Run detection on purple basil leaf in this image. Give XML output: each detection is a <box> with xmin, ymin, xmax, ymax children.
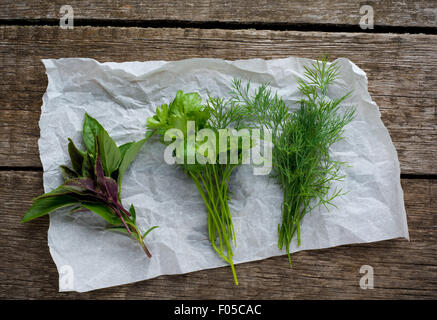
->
<box><xmin>94</xmin><ymin>141</ymin><xmax>131</xmax><ymax>219</ymax></box>
<box><xmin>64</xmin><ymin>177</ymin><xmax>96</xmax><ymax>192</ymax></box>
<box><xmin>60</xmin><ymin>165</ymin><xmax>78</xmax><ymax>180</ymax></box>
<box><xmin>95</xmin><ymin>152</ymin><xmax>106</xmax><ymax>182</ymax></box>
<box><xmin>96</xmin><ymin>152</ymin><xmax>116</xmax><ymax>199</ymax></box>
<box><xmin>103</xmin><ymin>176</ymin><xmax>119</xmax><ymax>204</ymax></box>
<box><xmin>81</xmin><ymin>153</ymin><xmax>95</xmax><ymax>179</ymax></box>
<box><xmin>67</xmin><ymin>138</ymin><xmax>85</xmax><ymax>175</ymax></box>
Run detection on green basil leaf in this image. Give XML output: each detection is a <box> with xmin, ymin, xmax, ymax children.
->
<box><xmin>81</xmin><ymin>202</ymin><xmax>122</xmax><ymax>225</ymax></box>
<box><xmin>98</xmin><ymin>129</ymin><xmax>121</xmax><ymax>177</ymax></box>
<box><xmin>33</xmin><ymin>186</ymin><xmax>71</xmax><ymax>200</ymax></box>
<box><xmin>34</xmin><ymin>182</ymin><xmax>90</xmax><ymax>200</ymax></box>
<box><xmin>64</xmin><ymin>177</ymin><xmax>97</xmax><ymax>194</ymax></box>
<box><xmin>81</xmin><ymin>153</ymin><xmax>94</xmax><ymax>178</ymax></box>
<box><xmin>69</xmin><ymin>205</ymin><xmax>85</xmax><ymax>214</ymax></box>
<box><xmin>60</xmin><ymin>165</ymin><xmax>78</xmax><ymax>180</ymax></box>
<box><xmin>82</xmin><ymin>113</ymin><xmax>104</xmax><ymax>155</ymax></box>
<box><xmin>21</xmin><ymin>195</ymin><xmax>78</xmax><ymax>223</ymax></box>
<box><xmin>67</xmin><ymin>138</ymin><xmax>85</xmax><ymax>175</ymax></box>
<box><xmin>117</xmin><ymin>138</ymin><xmax>146</xmax><ymax>187</ymax></box>
<box><xmin>107</xmin><ymin>226</ymin><xmax>139</xmax><ymax>239</ymax></box>
<box><xmin>129</xmin><ymin>204</ymin><xmax>136</xmax><ymax>224</ymax></box>
<box><xmin>142</xmin><ymin>226</ymin><xmax>159</xmax><ymax>240</ymax></box>
<box><xmin>118</xmin><ymin>142</ymin><xmax>134</xmax><ymax>159</ymax></box>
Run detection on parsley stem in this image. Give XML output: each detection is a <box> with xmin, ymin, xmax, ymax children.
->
<box><xmin>189</xmin><ymin>165</ymin><xmax>239</xmax><ymax>285</ymax></box>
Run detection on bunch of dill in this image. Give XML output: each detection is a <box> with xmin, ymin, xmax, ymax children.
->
<box><xmin>231</xmin><ymin>58</ymin><xmax>355</xmax><ymax>265</ymax></box>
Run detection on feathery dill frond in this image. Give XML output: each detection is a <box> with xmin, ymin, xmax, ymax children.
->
<box><xmin>232</xmin><ymin>57</ymin><xmax>355</xmax><ymax>266</ymax></box>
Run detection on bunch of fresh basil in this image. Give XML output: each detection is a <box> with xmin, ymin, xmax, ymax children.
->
<box><xmin>22</xmin><ymin>113</ymin><xmax>157</xmax><ymax>257</ymax></box>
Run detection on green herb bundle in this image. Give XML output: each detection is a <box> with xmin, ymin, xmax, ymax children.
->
<box><xmin>22</xmin><ymin>113</ymin><xmax>157</xmax><ymax>257</ymax></box>
<box><xmin>146</xmin><ymin>91</ymin><xmax>248</xmax><ymax>284</ymax></box>
<box><xmin>231</xmin><ymin>58</ymin><xmax>355</xmax><ymax>265</ymax></box>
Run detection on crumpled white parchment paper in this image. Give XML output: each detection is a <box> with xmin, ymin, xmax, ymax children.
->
<box><xmin>38</xmin><ymin>57</ymin><xmax>409</xmax><ymax>292</ymax></box>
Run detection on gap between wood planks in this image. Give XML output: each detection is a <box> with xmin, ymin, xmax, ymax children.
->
<box><xmin>0</xmin><ymin>171</ymin><xmax>434</xmax><ymax>299</ymax></box>
<box><xmin>0</xmin><ymin>18</ymin><xmax>437</xmax><ymax>35</ymax></box>
<box><xmin>0</xmin><ymin>167</ymin><xmax>434</xmax><ymax>181</ymax></box>
<box><xmin>0</xmin><ymin>25</ymin><xmax>437</xmax><ymax>179</ymax></box>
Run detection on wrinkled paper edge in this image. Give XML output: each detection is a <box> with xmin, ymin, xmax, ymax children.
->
<box><xmin>38</xmin><ymin>57</ymin><xmax>409</xmax><ymax>292</ymax></box>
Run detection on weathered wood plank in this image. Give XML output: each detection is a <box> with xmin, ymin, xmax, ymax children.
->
<box><xmin>0</xmin><ymin>26</ymin><xmax>436</xmax><ymax>174</ymax></box>
<box><xmin>0</xmin><ymin>170</ymin><xmax>434</xmax><ymax>299</ymax></box>
<box><xmin>0</xmin><ymin>0</ymin><xmax>435</xmax><ymax>28</ymax></box>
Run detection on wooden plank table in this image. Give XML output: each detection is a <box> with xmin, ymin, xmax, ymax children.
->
<box><xmin>0</xmin><ymin>1</ymin><xmax>436</xmax><ymax>299</ymax></box>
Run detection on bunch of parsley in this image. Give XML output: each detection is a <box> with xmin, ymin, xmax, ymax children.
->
<box><xmin>146</xmin><ymin>91</ymin><xmax>248</xmax><ymax>285</ymax></box>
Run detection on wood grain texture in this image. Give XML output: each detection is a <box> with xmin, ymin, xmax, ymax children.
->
<box><xmin>0</xmin><ymin>170</ymin><xmax>435</xmax><ymax>299</ymax></box>
<box><xmin>0</xmin><ymin>0</ymin><xmax>435</xmax><ymax>302</ymax></box>
<box><xmin>0</xmin><ymin>26</ymin><xmax>436</xmax><ymax>174</ymax></box>
<box><xmin>0</xmin><ymin>0</ymin><xmax>436</xmax><ymax>28</ymax></box>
